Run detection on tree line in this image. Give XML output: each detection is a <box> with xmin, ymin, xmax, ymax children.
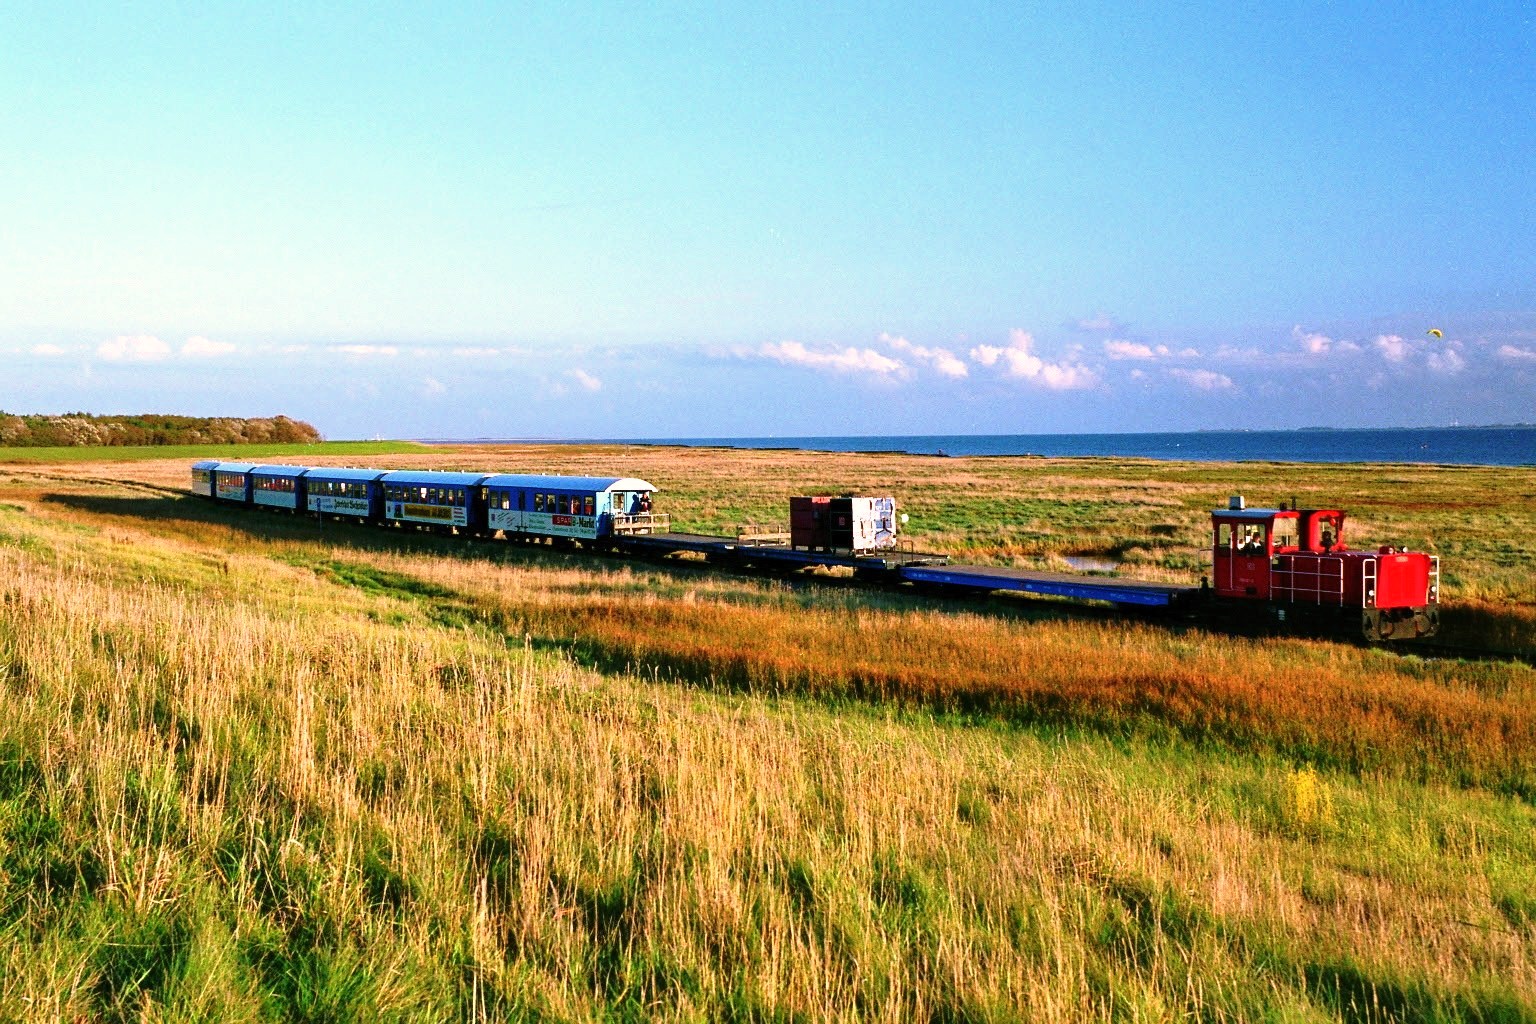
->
<box><xmin>0</xmin><ymin>412</ymin><xmax>321</xmax><ymax>447</ymax></box>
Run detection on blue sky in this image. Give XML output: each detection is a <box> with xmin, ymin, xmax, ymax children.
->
<box><xmin>2</xmin><ymin>3</ymin><xmax>1533</xmax><ymax>438</ymax></box>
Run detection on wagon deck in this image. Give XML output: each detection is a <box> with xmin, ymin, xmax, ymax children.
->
<box><xmin>899</xmin><ymin>564</ymin><xmax>1201</xmax><ymax>607</ymax></box>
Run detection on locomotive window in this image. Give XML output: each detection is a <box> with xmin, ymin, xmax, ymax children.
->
<box><xmin>1218</xmin><ymin>523</ymin><xmax>1232</xmax><ymax>548</ymax></box>
<box><xmin>1272</xmin><ymin>518</ymin><xmax>1298</xmax><ymax>549</ymax></box>
<box><xmin>1317</xmin><ymin>515</ymin><xmax>1340</xmax><ymax>550</ymax></box>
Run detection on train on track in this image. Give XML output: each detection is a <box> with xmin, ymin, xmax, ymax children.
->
<box><xmin>189</xmin><ymin>460</ymin><xmax>1441</xmax><ymax>641</ymax></box>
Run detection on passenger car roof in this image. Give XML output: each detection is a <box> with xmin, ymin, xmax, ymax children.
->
<box><xmin>481</xmin><ymin>474</ymin><xmax>657</xmax><ymax>492</ymax></box>
<box><xmin>300</xmin><ymin>467</ymin><xmax>388</xmax><ymax>482</ymax></box>
<box><xmin>378</xmin><ymin>470</ymin><xmax>490</xmax><ymax>486</ymax></box>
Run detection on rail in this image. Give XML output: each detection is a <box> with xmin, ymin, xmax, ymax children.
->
<box><xmin>612</xmin><ymin>512</ymin><xmax>671</xmax><ymax>535</ymax></box>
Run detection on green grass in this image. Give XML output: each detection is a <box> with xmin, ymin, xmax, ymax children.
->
<box><xmin>0</xmin><ymin>458</ymin><xmax>1533</xmax><ymax>1020</ymax></box>
<box><xmin>0</xmin><ymin>440</ymin><xmax>429</xmax><ymax>464</ymax></box>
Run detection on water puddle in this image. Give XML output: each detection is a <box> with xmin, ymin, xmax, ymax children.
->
<box><xmin>1063</xmin><ymin>555</ymin><xmax>1120</xmax><ymax>572</ymax></box>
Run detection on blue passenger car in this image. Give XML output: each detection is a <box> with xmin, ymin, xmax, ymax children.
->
<box><xmin>380</xmin><ymin>470</ymin><xmax>490</xmax><ymax>533</ymax></box>
<box><xmin>190</xmin><ymin>459</ymin><xmax>220</xmax><ymax>498</ymax></box>
<box><xmin>304</xmin><ymin>466</ymin><xmax>387</xmax><ymax>522</ymax></box>
<box><xmin>480</xmin><ymin>474</ymin><xmax>657</xmax><ymax>542</ymax></box>
<box><xmin>212</xmin><ymin>462</ymin><xmax>258</xmax><ymax>504</ymax></box>
<box><xmin>250</xmin><ymin>464</ymin><xmax>308</xmax><ymax>512</ymax></box>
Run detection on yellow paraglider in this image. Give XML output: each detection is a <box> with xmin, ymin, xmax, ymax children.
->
<box><xmin>1427</xmin><ymin>328</ymin><xmax>1443</xmax><ymax>338</ymax></box>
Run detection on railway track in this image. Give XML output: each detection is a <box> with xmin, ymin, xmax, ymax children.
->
<box><xmin>9</xmin><ymin>468</ymin><xmax>1529</xmax><ymax>665</ymax></box>
<box><xmin>1390</xmin><ymin>640</ymin><xmax>1534</xmax><ymax>667</ymax></box>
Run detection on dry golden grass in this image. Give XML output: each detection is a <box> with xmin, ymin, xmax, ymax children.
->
<box><xmin>0</xmin><ymin>454</ymin><xmax>1532</xmax><ymax>1020</ymax></box>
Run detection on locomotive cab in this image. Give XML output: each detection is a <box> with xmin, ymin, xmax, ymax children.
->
<box><xmin>1210</xmin><ymin>496</ymin><xmax>1438</xmax><ymax>640</ymax></box>
<box><xmin>1212</xmin><ymin>503</ymin><xmax>1289</xmax><ymax>599</ymax></box>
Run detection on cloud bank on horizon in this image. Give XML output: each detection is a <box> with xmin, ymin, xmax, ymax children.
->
<box><xmin>5</xmin><ymin>312</ymin><xmax>1532</xmax><ymax>440</ymax></box>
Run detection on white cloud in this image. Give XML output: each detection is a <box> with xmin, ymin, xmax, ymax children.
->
<box><xmin>1373</xmin><ymin>334</ymin><xmax>1410</xmax><ymax>362</ymax></box>
<box><xmin>452</xmin><ymin>346</ymin><xmax>503</xmax><ymax>358</ymax></box>
<box><xmin>881</xmin><ymin>333</ymin><xmax>967</xmax><ymax>378</ymax></box>
<box><xmin>1101</xmin><ymin>339</ymin><xmax>1180</xmax><ymax>360</ymax></box>
<box><xmin>31</xmin><ymin>343</ymin><xmax>66</xmax><ymax>356</ymax></box>
<box><xmin>336</xmin><ymin>344</ymin><xmax>398</xmax><ymax>357</ymax></box>
<box><xmin>181</xmin><ymin>335</ymin><xmax>236</xmax><ymax>358</ymax></box>
<box><xmin>1293</xmin><ymin>326</ymin><xmax>1334</xmax><ymax>355</ymax></box>
<box><xmin>98</xmin><ymin>334</ymin><xmax>171</xmax><ymax>362</ymax></box>
<box><xmin>970</xmin><ymin>329</ymin><xmax>1098</xmax><ymax>390</ymax></box>
<box><xmin>1497</xmin><ymin>344</ymin><xmax>1536</xmax><ymax>362</ymax></box>
<box><xmin>570</xmin><ymin>368</ymin><xmax>602</xmax><ymax>392</ymax></box>
<box><xmin>1104</xmin><ymin>340</ymin><xmax>1155</xmax><ymax>359</ymax></box>
<box><xmin>759</xmin><ymin>340</ymin><xmax>907</xmax><ymax>377</ymax></box>
<box><xmin>422</xmin><ymin>376</ymin><xmax>447</xmax><ymax>396</ymax></box>
<box><xmin>281</xmin><ymin>344</ymin><xmax>310</xmax><ymax>354</ymax></box>
<box><xmin>1167</xmin><ymin>367</ymin><xmax>1235</xmax><ymax>391</ymax></box>
<box><xmin>1426</xmin><ymin>347</ymin><xmax>1466</xmax><ymax>374</ymax></box>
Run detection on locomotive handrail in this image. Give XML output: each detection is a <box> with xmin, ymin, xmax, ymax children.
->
<box><xmin>1273</xmin><ymin>554</ymin><xmax>1345</xmax><ymax>604</ymax></box>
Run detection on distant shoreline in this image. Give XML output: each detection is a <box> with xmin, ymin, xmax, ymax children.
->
<box><xmin>417</xmin><ymin>426</ymin><xmax>1536</xmax><ymax>467</ymax></box>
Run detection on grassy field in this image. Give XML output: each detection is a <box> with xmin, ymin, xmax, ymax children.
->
<box><xmin>0</xmin><ymin>447</ymin><xmax>1532</xmax><ymax>1021</ymax></box>
<box><xmin>0</xmin><ymin>440</ymin><xmax>429</xmax><ymax>464</ymax></box>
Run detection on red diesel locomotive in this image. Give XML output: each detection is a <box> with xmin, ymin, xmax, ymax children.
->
<box><xmin>1210</xmin><ymin>497</ymin><xmax>1439</xmax><ymax>640</ymax></box>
